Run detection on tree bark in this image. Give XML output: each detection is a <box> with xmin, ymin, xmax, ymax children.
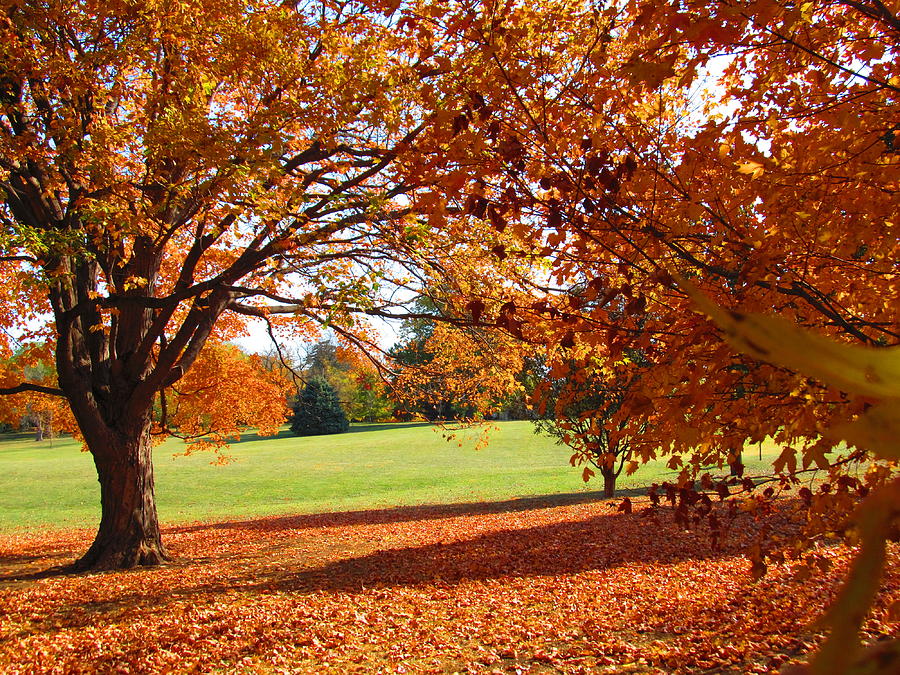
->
<box><xmin>72</xmin><ymin>417</ymin><xmax>170</xmax><ymax>571</ymax></box>
<box><xmin>729</xmin><ymin>449</ymin><xmax>744</xmax><ymax>477</ymax></box>
<box><xmin>602</xmin><ymin>468</ymin><xmax>617</xmax><ymax>498</ymax></box>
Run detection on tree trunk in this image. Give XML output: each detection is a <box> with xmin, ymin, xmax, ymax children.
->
<box><xmin>602</xmin><ymin>468</ymin><xmax>617</xmax><ymax>498</ymax></box>
<box><xmin>729</xmin><ymin>449</ymin><xmax>744</xmax><ymax>477</ymax></box>
<box><xmin>72</xmin><ymin>419</ymin><xmax>170</xmax><ymax>571</ymax></box>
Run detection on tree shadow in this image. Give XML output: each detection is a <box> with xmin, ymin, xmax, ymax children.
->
<box><xmin>0</xmin><ymin>551</ymin><xmax>80</xmax><ymax>583</ymax></box>
<box><xmin>165</xmin><ymin>488</ymin><xmax>646</xmax><ymax>535</ymax></box>
<box><xmin>344</xmin><ymin>422</ymin><xmax>435</xmax><ymax>434</ymax></box>
<box><xmin>0</xmin><ymin>490</ymin><xmax>649</xmax><ymax>585</ymax></box>
<box><xmin>0</xmin><ymin>431</ymin><xmax>39</xmax><ymax>443</ymax></box>
<box><xmin>250</xmin><ymin>510</ymin><xmax>730</xmax><ymax>594</ymax></box>
<box><xmin>217</xmin><ymin>422</ymin><xmax>436</xmax><ymax>445</ymax></box>
<box><xmin>209</xmin><ymin>428</ymin><xmax>293</xmax><ymax>445</ymax></box>
<box><xmin>13</xmin><ymin>506</ymin><xmax>733</xmax><ymax>628</ymax></box>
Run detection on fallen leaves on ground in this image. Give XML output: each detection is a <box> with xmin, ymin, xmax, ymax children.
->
<box><xmin>1</xmin><ymin>499</ymin><xmax>898</xmax><ymax>674</ymax></box>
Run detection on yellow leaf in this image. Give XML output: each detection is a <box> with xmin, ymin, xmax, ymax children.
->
<box><xmin>810</xmin><ymin>484</ymin><xmax>897</xmax><ymax>674</ymax></box>
<box><xmin>804</xmin><ymin>443</ymin><xmax>831</xmax><ymax>471</ymax></box>
<box><xmin>123</xmin><ymin>275</ymin><xmax>149</xmax><ymax>291</ymax></box>
<box><xmin>800</xmin><ymin>1</ymin><xmax>815</xmax><ymax>22</ymax></box>
<box><xmin>622</xmin><ymin>55</ymin><xmax>678</xmax><ymax>89</ymax></box>
<box><xmin>772</xmin><ymin>446</ymin><xmax>797</xmax><ymax>475</ymax></box>
<box><xmin>686</xmin><ymin>202</ymin><xmax>705</xmax><ymax>220</ymax></box>
<box><xmin>675</xmin><ymin>426</ymin><xmax>701</xmax><ymax>448</ymax></box>
<box><xmin>736</xmin><ymin>160</ymin><xmax>765</xmax><ymax>178</ymax></box>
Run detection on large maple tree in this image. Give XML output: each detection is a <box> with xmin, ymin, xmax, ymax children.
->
<box><xmin>0</xmin><ymin>0</ymin><xmax>504</xmax><ymax>570</ymax></box>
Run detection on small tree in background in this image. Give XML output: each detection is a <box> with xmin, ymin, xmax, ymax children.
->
<box><xmin>350</xmin><ymin>370</ymin><xmax>395</xmax><ymax>423</ymax></box>
<box><xmin>533</xmin><ymin>378</ymin><xmax>632</xmax><ymax>498</ymax></box>
<box><xmin>532</xmin><ymin>348</ymin><xmax>648</xmax><ymax>498</ymax></box>
<box><xmin>290</xmin><ymin>380</ymin><xmax>350</xmax><ymax>437</ymax></box>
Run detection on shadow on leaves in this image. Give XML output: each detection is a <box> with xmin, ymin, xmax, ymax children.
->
<box><xmin>165</xmin><ymin>489</ymin><xmax>644</xmax><ymax>535</ymax></box>
<box><xmin>254</xmin><ymin>510</ymin><xmax>729</xmax><ymax>594</ymax></box>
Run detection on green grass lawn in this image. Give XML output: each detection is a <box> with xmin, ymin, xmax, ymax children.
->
<box><xmin>0</xmin><ymin>421</ymin><xmax>782</xmax><ymax>532</ymax></box>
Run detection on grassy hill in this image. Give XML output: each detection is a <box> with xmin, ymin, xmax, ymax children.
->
<box><xmin>0</xmin><ymin>421</ymin><xmax>779</xmax><ymax>531</ymax></box>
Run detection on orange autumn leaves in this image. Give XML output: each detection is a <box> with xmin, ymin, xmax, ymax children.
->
<box><xmin>0</xmin><ymin>340</ymin><xmax>292</xmax><ymax>451</ymax></box>
<box><xmin>0</xmin><ymin>343</ymin><xmax>77</xmax><ymax>437</ymax></box>
<box><xmin>157</xmin><ymin>343</ymin><xmax>292</xmax><ymax>451</ymax></box>
<box><xmin>392</xmin><ymin>321</ymin><xmax>527</xmax><ymax>420</ymax></box>
<box><xmin>2</xmin><ymin>499</ymin><xmax>898</xmax><ymax>674</ymax></box>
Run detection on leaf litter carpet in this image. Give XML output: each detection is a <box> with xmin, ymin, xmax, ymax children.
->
<box><xmin>1</xmin><ymin>497</ymin><xmax>897</xmax><ymax>674</ymax></box>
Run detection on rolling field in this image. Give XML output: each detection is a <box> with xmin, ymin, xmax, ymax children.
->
<box><xmin>0</xmin><ymin>421</ymin><xmax>780</xmax><ymax>532</ymax></box>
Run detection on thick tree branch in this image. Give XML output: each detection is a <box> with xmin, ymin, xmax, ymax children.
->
<box><xmin>0</xmin><ymin>382</ymin><xmax>65</xmax><ymax>397</ymax></box>
<box><xmin>0</xmin><ymin>254</ymin><xmax>40</xmax><ymax>264</ymax></box>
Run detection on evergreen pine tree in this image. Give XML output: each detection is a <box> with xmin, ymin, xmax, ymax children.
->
<box><xmin>290</xmin><ymin>379</ymin><xmax>350</xmax><ymax>436</ymax></box>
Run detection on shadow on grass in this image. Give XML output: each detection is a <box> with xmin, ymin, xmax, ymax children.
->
<box><xmin>166</xmin><ymin>488</ymin><xmax>647</xmax><ymax>535</ymax></box>
<box><xmin>0</xmin><ymin>489</ymin><xmax>645</xmax><ymax>585</ymax></box>
<box><xmin>344</xmin><ymin>422</ymin><xmax>435</xmax><ymax>434</ymax></box>
<box><xmin>0</xmin><ymin>431</ymin><xmax>76</xmax><ymax>446</ymax></box>
<box><xmin>0</xmin><ymin>431</ymin><xmax>41</xmax><ymax>443</ymax></box>
<box><xmin>219</xmin><ymin>422</ymin><xmax>436</xmax><ymax>445</ymax></box>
